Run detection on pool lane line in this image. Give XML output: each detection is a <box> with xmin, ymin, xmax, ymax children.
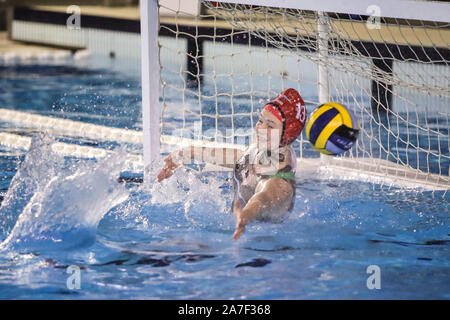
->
<box><xmin>0</xmin><ymin>110</ymin><xmax>448</xmax><ymax>191</ymax></box>
<box><xmin>0</xmin><ymin>108</ymin><xmax>143</xmax><ymax>145</ymax></box>
<box><xmin>0</xmin><ymin>131</ymin><xmax>143</xmax><ymax>172</ymax></box>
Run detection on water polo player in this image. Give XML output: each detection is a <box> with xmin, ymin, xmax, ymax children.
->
<box><xmin>157</xmin><ymin>88</ymin><xmax>307</xmax><ymax>240</ymax></box>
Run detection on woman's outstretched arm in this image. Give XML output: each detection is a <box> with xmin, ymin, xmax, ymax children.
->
<box><xmin>157</xmin><ymin>146</ymin><xmax>244</xmax><ymax>182</ymax></box>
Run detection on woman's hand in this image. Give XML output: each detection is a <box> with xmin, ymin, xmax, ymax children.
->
<box><xmin>233</xmin><ymin>200</ymin><xmax>247</xmax><ymax>241</ymax></box>
<box><xmin>157</xmin><ymin>153</ymin><xmax>180</xmax><ymax>182</ymax></box>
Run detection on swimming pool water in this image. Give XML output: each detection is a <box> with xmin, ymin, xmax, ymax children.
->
<box><xmin>0</xmin><ymin>56</ymin><xmax>449</xmax><ymax>299</ymax></box>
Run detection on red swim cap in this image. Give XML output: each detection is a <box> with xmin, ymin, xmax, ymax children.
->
<box><xmin>263</xmin><ymin>88</ymin><xmax>307</xmax><ymax>146</ymax></box>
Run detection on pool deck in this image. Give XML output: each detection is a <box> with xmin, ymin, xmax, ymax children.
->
<box><xmin>0</xmin><ymin>31</ymin><xmax>69</xmax><ymax>53</ymax></box>
<box><xmin>2</xmin><ymin>3</ymin><xmax>447</xmax><ymax>58</ymax></box>
<box><xmin>27</xmin><ymin>4</ymin><xmax>449</xmax><ymax>49</ymax></box>
<box><xmin>0</xmin><ymin>5</ymin><xmax>140</xmax><ymax>55</ymax></box>
<box><xmin>31</xmin><ymin>5</ymin><xmax>140</xmax><ymax>20</ymax></box>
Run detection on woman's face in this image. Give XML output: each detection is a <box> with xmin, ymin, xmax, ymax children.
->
<box><xmin>255</xmin><ymin>108</ymin><xmax>283</xmax><ymax>150</ymax></box>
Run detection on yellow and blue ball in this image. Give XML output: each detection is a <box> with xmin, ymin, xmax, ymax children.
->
<box><xmin>306</xmin><ymin>102</ymin><xmax>359</xmax><ymax>155</ymax></box>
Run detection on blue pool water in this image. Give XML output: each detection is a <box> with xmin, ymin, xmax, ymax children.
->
<box><xmin>0</xmin><ymin>55</ymin><xmax>449</xmax><ymax>299</ymax></box>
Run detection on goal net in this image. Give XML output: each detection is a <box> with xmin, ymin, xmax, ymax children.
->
<box><xmin>154</xmin><ymin>0</ymin><xmax>449</xmax><ymax>191</ymax></box>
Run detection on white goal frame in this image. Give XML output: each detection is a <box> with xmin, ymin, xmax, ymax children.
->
<box><xmin>139</xmin><ymin>0</ymin><xmax>450</xmax><ymax>191</ymax></box>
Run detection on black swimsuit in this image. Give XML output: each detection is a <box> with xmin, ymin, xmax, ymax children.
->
<box><xmin>232</xmin><ymin>144</ymin><xmax>296</xmax><ymax>216</ymax></box>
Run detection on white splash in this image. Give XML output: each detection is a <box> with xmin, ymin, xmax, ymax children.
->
<box><xmin>0</xmin><ymin>132</ymin><xmax>129</xmax><ymax>252</ymax></box>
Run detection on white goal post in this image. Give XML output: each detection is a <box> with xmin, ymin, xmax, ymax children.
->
<box><xmin>140</xmin><ymin>0</ymin><xmax>161</xmax><ymax>178</ymax></box>
<box><xmin>139</xmin><ymin>0</ymin><xmax>450</xmax><ymax>192</ymax></box>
